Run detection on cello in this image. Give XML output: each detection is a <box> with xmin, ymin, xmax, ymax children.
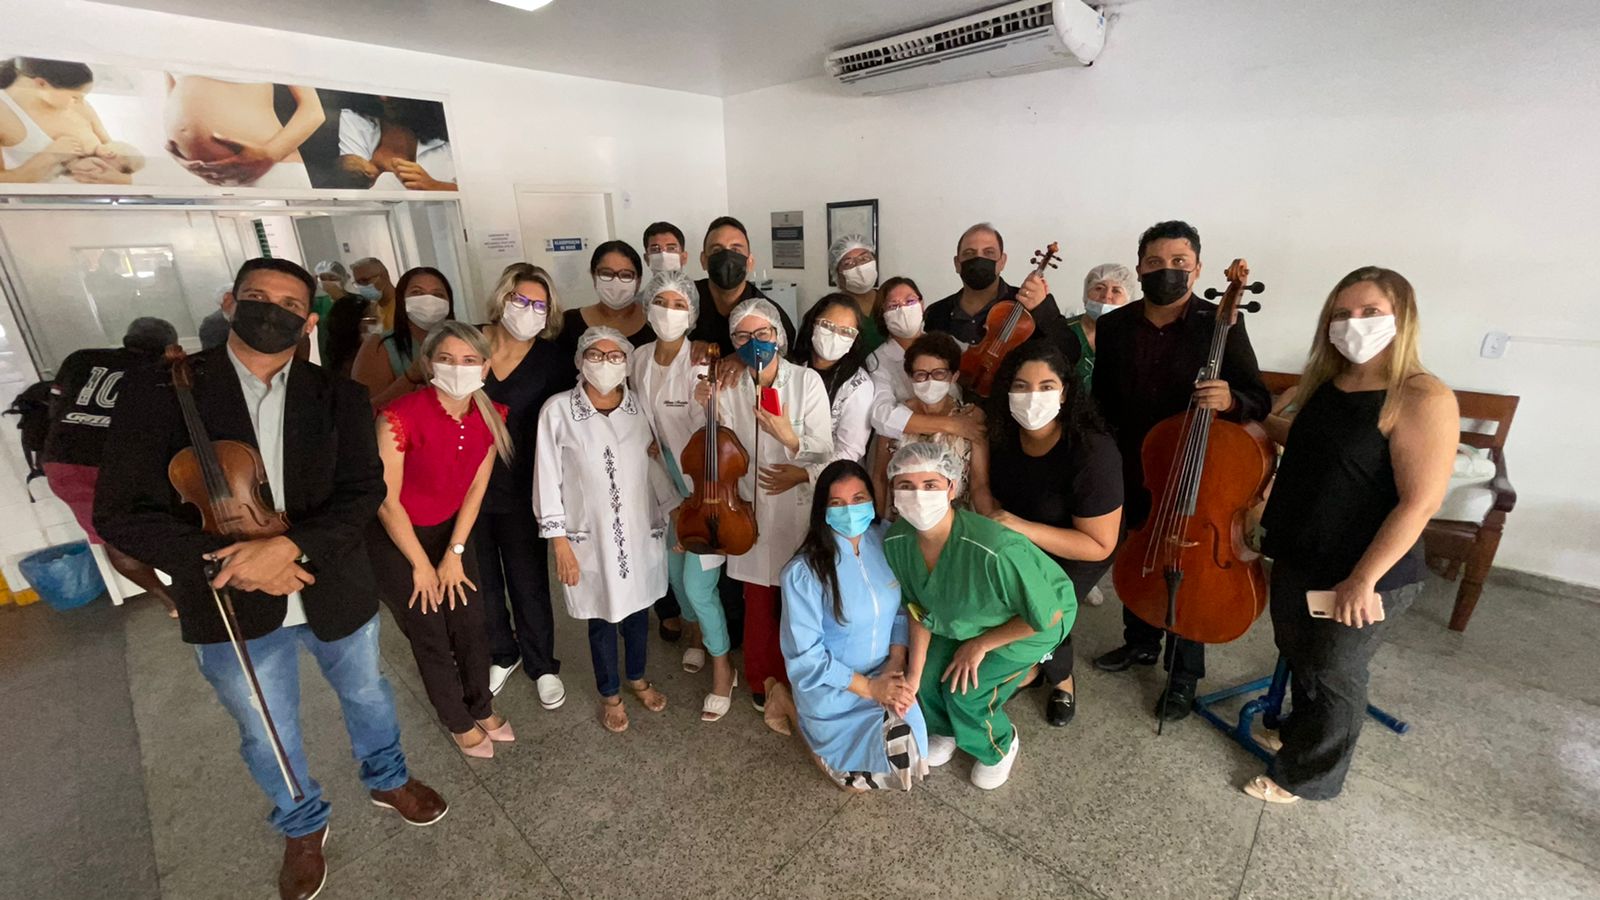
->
<box><xmin>1110</xmin><ymin>260</ymin><xmax>1272</xmax><ymax>732</ymax></box>
<box><xmin>675</xmin><ymin>346</ymin><xmax>759</xmax><ymax>556</ymax></box>
<box><xmin>958</xmin><ymin>241</ymin><xmax>1060</xmax><ymax>397</ymax></box>
<box><xmin>165</xmin><ymin>347</ymin><xmax>304</xmax><ymax>800</ymax></box>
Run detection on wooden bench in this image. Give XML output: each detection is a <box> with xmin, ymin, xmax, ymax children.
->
<box><xmin>1260</xmin><ymin>371</ymin><xmax>1518</xmax><ymax>631</ymax></box>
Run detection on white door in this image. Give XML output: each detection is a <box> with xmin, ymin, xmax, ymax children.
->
<box><xmin>514</xmin><ymin>189</ymin><xmax>614</xmax><ymax>311</ymax></box>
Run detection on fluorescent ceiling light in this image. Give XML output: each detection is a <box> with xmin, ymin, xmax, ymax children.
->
<box><xmin>489</xmin><ymin>0</ymin><xmax>554</xmax><ymax>10</ymax></box>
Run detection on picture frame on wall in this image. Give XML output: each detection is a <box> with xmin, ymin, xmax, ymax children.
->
<box><xmin>825</xmin><ymin>199</ymin><xmax>878</xmax><ymax>287</ymax></box>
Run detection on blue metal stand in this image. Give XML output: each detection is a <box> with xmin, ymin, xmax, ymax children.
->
<box><xmin>1193</xmin><ymin>657</ymin><xmax>1410</xmax><ymax>764</ymax></box>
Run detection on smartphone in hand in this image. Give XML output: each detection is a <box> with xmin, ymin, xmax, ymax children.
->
<box><xmin>759</xmin><ymin>386</ymin><xmax>782</xmax><ymax>416</ymax></box>
<box><xmin>1305</xmin><ymin>590</ymin><xmax>1385</xmax><ymax>623</ymax></box>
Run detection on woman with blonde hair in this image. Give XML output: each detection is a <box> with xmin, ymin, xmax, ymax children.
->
<box><xmin>474</xmin><ymin>263</ymin><xmax>577</xmax><ymax>708</ymax></box>
<box><xmin>1247</xmin><ymin>266</ymin><xmax>1457</xmax><ymax>803</ymax></box>
<box><xmin>371</xmin><ymin>320</ymin><xmax>516</xmax><ymax>758</ymax></box>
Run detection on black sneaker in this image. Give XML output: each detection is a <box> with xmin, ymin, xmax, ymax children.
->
<box><xmin>751</xmin><ymin>692</ymin><xmax>766</xmax><ymax>712</ymax></box>
<box><xmin>1093</xmin><ymin>645</ymin><xmax>1159</xmax><ymax>672</ymax></box>
<box><xmin>1155</xmin><ymin>682</ymin><xmax>1196</xmax><ymax>722</ymax></box>
<box><xmin>1045</xmin><ymin>688</ymin><xmax>1076</xmax><ymax>727</ymax></box>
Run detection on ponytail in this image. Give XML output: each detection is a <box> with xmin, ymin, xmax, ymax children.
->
<box><xmin>470</xmin><ymin>389</ymin><xmax>514</xmax><ymax>465</ymax></box>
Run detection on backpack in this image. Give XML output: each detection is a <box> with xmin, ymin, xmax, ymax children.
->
<box><xmin>3</xmin><ymin>380</ymin><xmax>54</xmax><ymax>500</ymax></box>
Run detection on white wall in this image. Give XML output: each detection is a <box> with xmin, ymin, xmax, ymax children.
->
<box><xmin>723</xmin><ymin>0</ymin><xmax>1600</xmax><ymax>586</ymax></box>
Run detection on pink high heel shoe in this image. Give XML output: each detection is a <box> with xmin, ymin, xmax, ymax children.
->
<box><xmin>480</xmin><ymin>716</ymin><xmax>515</xmax><ymax>743</ymax></box>
<box><xmin>456</xmin><ymin>727</ymin><xmax>494</xmax><ymax>758</ymax></box>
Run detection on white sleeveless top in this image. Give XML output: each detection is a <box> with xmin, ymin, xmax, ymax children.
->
<box><xmin>0</xmin><ymin>89</ymin><xmax>64</xmax><ymax>181</ymax></box>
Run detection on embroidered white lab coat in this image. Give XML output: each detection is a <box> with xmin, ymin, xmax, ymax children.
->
<box><xmin>805</xmin><ymin>365</ymin><xmax>873</xmax><ymax>484</ymax></box>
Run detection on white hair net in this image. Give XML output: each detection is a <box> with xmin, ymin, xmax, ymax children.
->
<box><xmin>314</xmin><ymin>260</ymin><xmax>350</xmax><ymax>286</ymax></box>
<box><xmin>641</xmin><ymin>270</ymin><xmax>700</xmax><ymax>325</ymax></box>
<box><xmin>887</xmin><ymin>439</ymin><xmax>964</xmax><ymax>487</ymax></box>
<box><xmin>573</xmin><ymin>325</ymin><xmax>633</xmax><ymax>369</ymax></box>
<box><xmin>828</xmin><ymin>233</ymin><xmax>874</xmax><ymax>272</ymax></box>
<box><xmin>728</xmin><ymin>296</ymin><xmax>787</xmax><ymax>350</ymax></box>
<box><xmin>1082</xmin><ymin>263</ymin><xmax>1136</xmax><ymax>304</ymax></box>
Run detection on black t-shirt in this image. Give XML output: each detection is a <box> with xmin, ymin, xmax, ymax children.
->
<box><xmin>988</xmin><ymin>428</ymin><xmax>1124</xmax><ymax>593</ymax></box>
<box><xmin>688</xmin><ymin>280</ymin><xmax>796</xmax><ymax>356</ymax></box>
<box><xmin>556</xmin><ymin>307</ymin><xmax>657</xmax><ymax>361</ymax></box>
<box><xmin>480</xmin><ymin>337</ymin><xmax>577</xmax><ymax>515</ymax></box>
<box><xmin>45</xmin><ymin>347</ymin><xmax>162</xmax><ymax>467</ymax></box>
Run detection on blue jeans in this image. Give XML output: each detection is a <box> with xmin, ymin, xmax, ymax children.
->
<box><xmin>195</xmin><ymin>615</ymin><xmax>409</xmax><ymax>838</ymax></box>
<box><xmin>586</xmin><ymin>609</ymin><xmax>650</xmax><ymax>697</ymax></box>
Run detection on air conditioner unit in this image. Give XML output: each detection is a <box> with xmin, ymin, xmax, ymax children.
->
<box><xmin>825</xmin><ymin>0</ymin><xmax>1106</xmax><ymax>96</ymax></box>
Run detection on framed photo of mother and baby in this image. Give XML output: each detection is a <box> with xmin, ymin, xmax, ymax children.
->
<box><xmin>0</xmin><ymin>53</ymin><xmax>457</xmax><ymax>194</ymax></box>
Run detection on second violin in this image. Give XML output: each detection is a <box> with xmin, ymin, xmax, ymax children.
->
<box><xmin>958</xmin><ymin>241</ymin><xmax>1060</xmax><ymax>397</ymax></box>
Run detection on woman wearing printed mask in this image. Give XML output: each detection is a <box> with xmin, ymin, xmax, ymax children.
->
<box><xmin>691</xmin><ymin>297</ymin><xmax>833</xmax><ymax>729</ymax></box>
<box><xmin>1067</xmin><ymin>263</ymin><xmax>1137</xmax><ymax>391</ymax></box>
<box><xmin>973</xmin><ymin>343</ymin><xmax>1122</xmax><ymax>726</ymax></box>
<box><xmin>472</xmin><ymin>263</ymin><xmax>575</xmax><ymax>709</ymax></box>
<box><xmin>1245</xmin><ymin>268</ymin><xmax>1456</xmax><ymax>804</ymax></box>
<box><xmin>557</xmin><ymin>240</ymin><xmax>655</xmax><ymax>359</ymax></box>
<box><xmin>869</xmin><ymin>333</ymin><xmax>990</xmax><ymax>516</ymax></box>
<box><xmin>780</xmin><ymin>459</ymin><xmax>929</xmax><ymax>792</ymax></box>
<box><xmin>882</xmin><ymin>441</ymin><xmax>1075</xmax><ymax>790</ymax></box>
<box><xmin>628</xmin><ymin>270</ymin><xmax>739</xmax><ymax>720</ymax></box>
<box><xmin>790</xmin><ymin>292</ymin><xmax>875</xmax><ymax>471</ymax></box>
<box><xmin>370</xmin><ymin>320</ymin><xmax>514</xmax><ymax>757</ymax></box>
<box><xmin>535</xmin><ymin>327</ymin><xmax>673</xmax><ymax>734</ymax></box>
<box><xmin>866</xmin><ymin>277</ymin><xmax>986</xmax><ymax>456</ymax></box>
<box><xmin>352</xmin><ymin>266</ymin><xmax>455</xmax><ymax>409</ymax></box>
<box><xmin>828</xmin><ymin>234</ymin><xmax>885</xmax><ymax>353</ymax></box>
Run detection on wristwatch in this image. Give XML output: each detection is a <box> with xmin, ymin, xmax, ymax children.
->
<box><xmin>450</xmin><ymin>543</ymin><xmax>466</xmax><ymax>556</ymax></box>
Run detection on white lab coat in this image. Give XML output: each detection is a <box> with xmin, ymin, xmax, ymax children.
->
<box><xmin>628</xmin><ymin>340</ymin><xmax>705</xmax><ymax>496</ymax></box>
<box><xmin>533</xmin><ymin>385</ymin><xmax>671</xmax><ymax>622</ymax></box>
<box><xmin>806</xmin><ymin>366</ymin><xmax>873</xmax><ymax>483</ymax></box>
<box><xmin>867</xmin><ymin>338</ymin><xmax>913</xmax><ymax>439</ymax></box>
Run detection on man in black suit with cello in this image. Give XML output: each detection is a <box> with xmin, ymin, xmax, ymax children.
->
<box><xmin>1090</xmin><ymin>221</ymin><xmax>1271</xmax><ymax>722</ymax></box>
<box><xmin>96</xmin><ymin>258</ymin><xmax>446</xmax><ymax>900</ymax></box>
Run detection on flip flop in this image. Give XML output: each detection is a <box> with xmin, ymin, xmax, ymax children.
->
<box><xmin>1243</xmin><ymin>775</ymin><xmax>1299</xmax><ymax>804</ymax></box>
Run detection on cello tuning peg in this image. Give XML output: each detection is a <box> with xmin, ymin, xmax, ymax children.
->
<box><xmin>1241</xmin><ymin>300</ymin><xmax>1262</xmax><ymax>313</ymax></box>
<box><xmin>1247</xmin><ymin>281</ymin><xmax>1266</xmax><ymax>293</ymax></box>
<box><xmin>1203</xmin><ymin>288</ymin><xmax>1222</xmax><ymax>300</ymax></box>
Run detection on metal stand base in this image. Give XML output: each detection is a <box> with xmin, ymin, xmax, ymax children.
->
<box><xmin>1193</xmin><ymin>657</ymin><xmax>1410</xmax><ymax>764</ymax></box>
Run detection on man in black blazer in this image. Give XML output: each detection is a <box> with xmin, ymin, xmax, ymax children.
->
<box><xmin>1089</xmin><ymin>221</ymin><xmax>1271</xmax><ymax>723</ymax></box>
<box><xmin>96</xmin><ymin>258</ymin><xmax>445</xmax><ymax>900</ymax></box>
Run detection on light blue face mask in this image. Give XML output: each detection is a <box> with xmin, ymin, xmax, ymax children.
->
<box><xmin>825</xmin><ymin>501</ymin><xmax>875</xmax><ymax>538</ymax></box>
<box><xmin>354</xmin><ymin>283</ymin><xmax>383</xmax><ymax>302</ymax></box>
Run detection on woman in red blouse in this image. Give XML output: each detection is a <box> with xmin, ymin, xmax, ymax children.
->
<box><xmin>371</xmin><ymin>320</ymin><xmax>515</xmax><ymax>757</ymax></box>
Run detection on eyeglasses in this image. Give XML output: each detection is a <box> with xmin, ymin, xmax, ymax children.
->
<box><xmin>909</xmin><ymin>368</ymin><xmax>953</xmax><ymax>383</ymax></box>
<box><xmin>816</xmin><ymin>319</ymin><xmax>859</xmax><ymax>340</ymax></box>
<box><xmin>508</xmin><ymin>293</ymin><xmax>549</xmax><ymax>311</ymax></box>
<box><xmin>731</xmin><ymin>326</ymin><xmax>778</xmax><ymax>345</ymax></box>
<box><xmin>647</xmin><ymin>244</ymin><xmax>682</xmax><ymax>255</ymax></box>
<box><xmin>582</xmin><ymin>349</ymin><xmax>628</xmax><ymax>364</ymax></box>
<box><xmin>595</xmin><ymin>269</ymin><xmax>638</xmax><ymax>284</ymax></box>
<box><xmin>838</xmin><ymin>252</ymin><xmax>876</xmax><ymax>271</ymax></box>
<box><xmin>884</xmin><ymin>295</ymin><xmax>922</xmax><ymax>311</ymax></box>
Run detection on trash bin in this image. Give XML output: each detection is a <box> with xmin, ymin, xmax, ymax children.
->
<box><xmin>18</xmin><ymin>542</ymin><xmax>106</xmax><ymax>611</ymax></box>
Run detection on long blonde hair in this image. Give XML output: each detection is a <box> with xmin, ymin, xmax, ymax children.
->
<box><xmin>485</xmin><ymin>262</ymin><xmax>563</xmax><ymax>341</ymax></box>
<box><xmin>421</xmin><ymin>320</ymin><xmax>514</xmax><ymax>463</ymax></box>
<box><xmin>1291</xmin><ymin>266</ymin><xmax>1428</xmax><ymax>433</ymax></box>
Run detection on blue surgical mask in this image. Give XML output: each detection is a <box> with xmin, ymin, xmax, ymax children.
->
<box><xmin>354</xmin><ymin>283</ymin><xmax>382</xmax><ymax>302</ymax></box>
<box><xmin>825</xmin><ymin>501</ymin><xmax>875</xmax><ymax>539</ymax></box>
<box><xmin>736</xmin><ymin>336</ymin><xmax>778</xmax><ymax>371</ymax></box>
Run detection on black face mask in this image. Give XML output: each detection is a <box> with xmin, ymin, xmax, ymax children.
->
<box><xmin>1139</xmin><ymin>268</ymin><xmax>1191</xmax><ymax>307</ymax></box>
<box><xmin>231</xmin><ymin>299</ymin><xmax>306</xmax><ymax>354</ymax></box>
<box><xmin>959</xmin><ymin>256</ymin><xmax>998</xmax><ymax>291</ymax></box>
<box><xmin>706</xmin><ymin>249</ymin><xmax>748</xmax><ymax>290</ymax></box>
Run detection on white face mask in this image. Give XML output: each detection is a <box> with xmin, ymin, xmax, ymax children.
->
<box><xmin>1084</xmin><ymin>299</ymin><xmax>1116</xmax><ymax>321</ymax></box>
<box><xmin>840</xmin><ymin>261</ymin><xmax>877</xmax><ymax>295</ymax></box>
<box><xmin>895</xmin><ymin>488</ymin><xmax>951</xmax><ymax>532</ymax></box>
<box><xmin>647</xmin><ymin>304</ymin><xmax>692</xmax><ymax>342</ymax></box>
<box><xmin>500</xmin><ymin>303</ymin><xmax>546</xmax><ymax>341</ymax></box>
<box><xmin>1328</xmin><ymin>315</ymin><xmax>1397</xmax><ymax>364</ymax></box>
<box><xmin>405</xmin><ymin>293</ymin><xmax>449</xmax><ymax>329</ymax></box>
<box><xmin>430</xmin><ymin>362</ymin><xmax>484</xmax><ymax>399</ymax></box>
<box><xmin>912</xmin><ymin>378</ymin><xmax>952</xmax><ymax>405</ymax></box>
<box><xmin>884</xmin><ymin>304</ymin><xmax>923</xmax><ymax>339</ymax></box>
<box><xmin>583</xmin><ymin>359</ymin><xmax>628</xmax><ymax>394</ymax></box>
<box><xmin>647</xmin><ymin>252</ymin><xmax>682</xmax><ymax>273</ymax></box>
<box><xmin>811</xmin><ymin>327</ymin><xmax>855</xmax><ymax>362</ymax></box>
<box><xmin>1009</xmin><ymin>389</ymin><xmax>1062</xmax><ymax>431</ymax></box>
<box><xmin>596</xmin><ymin>278</ymin><xmax>637</xmax><ymax>309</ymax></box>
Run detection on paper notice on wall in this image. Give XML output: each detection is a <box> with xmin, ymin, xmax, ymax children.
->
<box><xmin>482</xmin><ymin>230</ymin><xmax>520</xmax><ymax>259</ymax></box>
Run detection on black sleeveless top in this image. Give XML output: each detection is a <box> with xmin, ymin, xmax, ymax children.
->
<box><xmin>1260</xmin><ymin>383</ymin><xmax>1422</xmax><ymax>590</ymax></box>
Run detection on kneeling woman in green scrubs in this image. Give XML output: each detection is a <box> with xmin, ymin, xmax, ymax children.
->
<box><xmin>882</xmin><ymin>441</ymin><xmax>1077</xmax><ymax>789</ymax></box>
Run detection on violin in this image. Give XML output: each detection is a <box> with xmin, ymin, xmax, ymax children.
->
<box><xmin>674</xmin><ymin>346</ymin><xmax>759</xmax><ymax>556</ymax></box>
<box><xmin>1110</xmin><ymin>260</ymin><xmax>1273</xmax><ymax>730</ymax></box>
<box><xmin>165</xmin><ymin>347</ymin><xmax>303</xmax><ymax>800</ymax></box>
<box><xmin>958</xmin><ymin>241</ymin><xmax>1060</xmax><ymax>398</ymax></box>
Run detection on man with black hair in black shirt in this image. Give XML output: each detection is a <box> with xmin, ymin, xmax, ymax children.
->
<box><xmin>688</xmin><ymin>215</ymin><xmax>796</xmax><ymax>355</ymax></box>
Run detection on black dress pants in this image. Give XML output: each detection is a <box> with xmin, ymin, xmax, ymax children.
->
<box><xmin>472</xmin><ymin>506</ymin><xmax>561</xmax><ymax>679</ymax></box>
<box><xmin>1123</xmin><ymin>606</ymin><xmax>1207</xmax><ymax>686</ymax></box>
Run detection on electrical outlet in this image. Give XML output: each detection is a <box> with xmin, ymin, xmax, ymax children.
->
<box><xmin>1480</xmin><ymin>330</ymin><xmax>1509</xmax><ymax>359</ymax></box>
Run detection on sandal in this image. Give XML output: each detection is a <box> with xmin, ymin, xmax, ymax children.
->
<box><xmin>701</xmin><ymin>673</ymin><xmax>738</xmax><ymax>723</ymax></box>
<box><xmin>599</xmin><ymin>696</ymin><xmax>629</xmax><ymax>733</ymax></box>
<box><xmin>762</xmin><ymin>678</ymin><xmax>795</xmax><ymax>736</ymax></box>
<box><xmin>626</xmin><ymin>679</ymin><xmax>668</xmax><ymax>713</ymax></box>
<box><xmin>682</xmin><ymin>647</ymin><xmax>706</xmax><ymax>674</ymax></box>
<box><xmin>1243</xmin><ymin>775</ymin><xmax>1300</xmax><ymax>804</ymax></box>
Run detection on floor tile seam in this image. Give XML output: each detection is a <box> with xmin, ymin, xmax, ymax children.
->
<box><xmin>1232</xmin><ymin>805</ymin><xmax>1266</xmax><ymax>900</ymax></box>
<box><xmin>762</xmin><ymin>793</ymin><xmax>857</xmax><ymax>883</ymax></box>
<box><xmin>120</xmin><ymin>614</ymin><xmax>172</xmax><ymax>900</ymax></box>
<box><xmin>917</xmin><ymin>784</ymin><xmax>1112</xmax><ymax>900</ymax></box>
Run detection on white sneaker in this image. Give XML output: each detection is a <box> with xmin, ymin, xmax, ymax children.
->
<box><xmin>926</xmin><ymin>734</ymin><xmax>958</xmax><ymax>767</ymax></box>
<box><xmin>535</xmin><ymin>673</ymin><xmax>566</xmax><ymax>710</ymax></box>
<box><xmin>489</xmin><ymin>658</ymin><xmax>521</xmax><ymax>696</ymax></box>
<box><xmin>970</xmin><ymin>729</ymin><xmax>1019</xmax><ymax>790</ymax></box>
<box><xmin>1085</xmin><ymin>586</ymin><xmax>1105</xmax><ymax>607</ymax></box>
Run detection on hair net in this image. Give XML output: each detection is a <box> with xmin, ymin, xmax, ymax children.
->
<box><xmin>573</xmin><ymin>325</ymin><xmax>633</xmax><ymax>369</ymax></box>
<box><xmin>313</xmin><ymin>260</ymin><xmax>350</xmax><ymax>286</ymax></box>
<box><xmin>1082</xmin><ymin>263</ymin><xmax>1136</xmax><ymax>304</ymax></box>
<box><xmin>828</xmin><ymin>233</ymin><xmax>874</xmax><ymax>272</ymax></box>
<box><xmin>728</xmin><ymin>296</ymin><xmax>786</xmax><ymax>350</ymax></box>
<box><xmin>123</xmin><ymin>317</ymin><xmax>178</xmax><ymax>354</ymax></box>
<box><xmin>886</xmin><ymin>439</ymin><xmax>964</xmax><ymax>487</ymax></box>
<box><xmin>641</xmin><ymin>270</ymin><xmax>700</xmax><ymax>325</ymax></box>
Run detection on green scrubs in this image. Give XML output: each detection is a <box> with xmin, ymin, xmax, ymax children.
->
<box><xmin>1068</xmin><ymin>315</ymin><xmax>1095</xmax><ymax>390</ymax></box>
<box><xmin>884</xmin><ymin>510</ymin><xmax>1076</xmax><ymax>764</ymax></box>
<box><xmin>858</xmin><ymin>314</ymin><xmax>886</xmax><ymax>355</ymax></box>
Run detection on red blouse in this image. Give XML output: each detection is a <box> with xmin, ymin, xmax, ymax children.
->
<box><xmin>382</xmin><ymin>389</ymin><xmax>508</xmax><ymax>526</ymax></box>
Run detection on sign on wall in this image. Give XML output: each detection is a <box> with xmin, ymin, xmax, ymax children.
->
<box><xmin>770</xmin><ymin>210</ymin><xmax>804</xmax><ymax>269</ymax></box>
<box><xmin>0</xmin><ymin>53</ymin><xmax>457</xmax><ymax>194</ymax></box>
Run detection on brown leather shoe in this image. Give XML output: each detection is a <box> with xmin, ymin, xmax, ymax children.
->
<box><xmin>278</xmin><ymin>825</ymin><xmax>328</xmax><ymax>900</ymax></box>
<box><xmin>369</xmin><ymin>779</ymin><xmax>448</xmax><ymax>826</ymax></box>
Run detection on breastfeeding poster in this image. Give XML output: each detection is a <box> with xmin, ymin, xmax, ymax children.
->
<box><xmin>0</xmin><ymin>54</ymin><xmax>456</xmax><ymax>194</ymax></box>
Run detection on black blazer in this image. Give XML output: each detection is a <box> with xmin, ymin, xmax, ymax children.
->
<box><xmin>95</xmin><ymin>347</ymin><xmax>386</xmax><ymax>645</ymax></box>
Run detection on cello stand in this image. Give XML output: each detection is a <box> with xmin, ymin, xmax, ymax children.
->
<box><xmin>1192</xmin><ymin>656</ymin><xmax>1410</xmax><ymax>765</ymax></box>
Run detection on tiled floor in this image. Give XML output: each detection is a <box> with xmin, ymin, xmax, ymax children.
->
<box><xmin>4</xmin><ymin>569</ymin><xmax>1598</xmax><ymax>900</ymax></box>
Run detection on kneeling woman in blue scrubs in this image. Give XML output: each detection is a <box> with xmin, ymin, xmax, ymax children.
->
<box><xmin>780</xmin><ymin>460</ymin><xmax>928</xmax><ymax>792</ymax></box>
